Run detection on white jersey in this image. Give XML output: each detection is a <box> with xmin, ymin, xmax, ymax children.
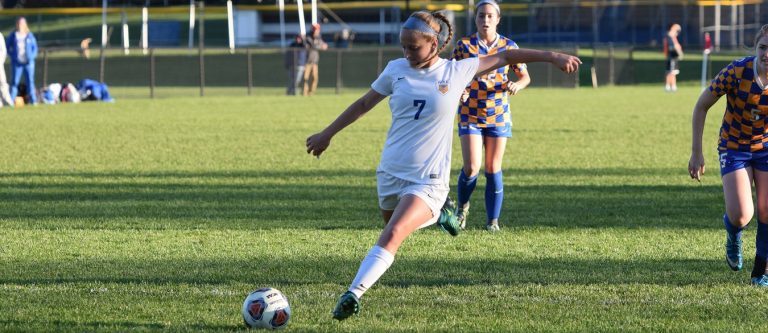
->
<box><xmin>371</xmin><ymin>57</ymin><xmax>480</xmax><ymax>185</ymax></box>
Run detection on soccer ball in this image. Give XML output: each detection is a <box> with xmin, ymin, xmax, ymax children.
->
<box><xmin>242</xmin><ymin>287</ymin><xmax>291</xmax><ymax>329</ymax></box>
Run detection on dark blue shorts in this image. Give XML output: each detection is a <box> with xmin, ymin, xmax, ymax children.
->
<box><xmin>719</xmin><ymin>150</ymin><xmax>768</xmax><ymax>176</ymax></box>
<box><xmin>458</xmin><ymin>123</ymin><xmax>512</xmax><ymax>138</ymax></box>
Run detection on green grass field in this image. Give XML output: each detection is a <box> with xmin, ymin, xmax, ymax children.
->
<box><xmin>1</xmin><ymin>86</ymin><xmax>766</xmax><ymax>332</ymax></box>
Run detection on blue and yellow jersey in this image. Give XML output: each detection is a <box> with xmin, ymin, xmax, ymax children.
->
<box><xmin>452</xmin><ymin>33</ymin><xmax>525</xmax><ymax>128</ymax></box>
<box><xmin>710</xmin><ymin>56</ymin><xmax>768</xmax><ymax>152</ymax></box>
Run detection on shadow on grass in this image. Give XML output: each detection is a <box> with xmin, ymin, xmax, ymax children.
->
<box><xmin>0</xmin><ymin>319</ymin><xmax>239</xmax><ymax>332</ymax></box>
<box><xmin>0</xmin><ymin>256</ymin><xmax>734</xmax><ymax>287</ymax></box>
<box><xmin>0</xmin><ymin>168</ymin><xmax>723</xmax><ymax>230</ymax></box>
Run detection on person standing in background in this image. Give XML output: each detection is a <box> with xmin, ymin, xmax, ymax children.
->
<box><xmin>6</xmin><ymin>17</ymin><xmax>38</xmax><ymax>106</ymax></box>
<box><xmin>285</xmin><ymin>34</ymin><xmax>307</xmax><ymax>96</ymax></box>
<box><xmin>303</xmin><ymin>23</ymin><xmax>327</xmax><ymax>96</ymax></box>
<box><xmin>0</xmin><ymin>31</ymin><xmax>14</xmax><ymax>107</ymax></box>
<box><xmin>664</xmin><ymin>23</ymin><xmax>683</xmax><ymax>92</ymax></box>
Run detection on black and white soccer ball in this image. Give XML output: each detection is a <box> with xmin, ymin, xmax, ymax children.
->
<box><xmin>242</xmin><ymin>288</ymin><xmax>291</xmax><ymax>329</ymax></box>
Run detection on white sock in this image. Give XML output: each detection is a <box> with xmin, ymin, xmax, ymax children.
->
<box><xmin>348</xmin><ymin>245</ymin><xmax>395</xmax><ymax>298</ymax></box>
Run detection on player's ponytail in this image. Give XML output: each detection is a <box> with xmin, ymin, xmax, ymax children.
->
<box><xmin>431</xmin><ymin>11</ymin><xmax>454</xmax><ymax>54</ymax></box>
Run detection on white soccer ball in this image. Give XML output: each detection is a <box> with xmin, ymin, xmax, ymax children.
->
<box><xmin>242</xmin><ymin>287</ymin><xmax>291</xmax><ymax>329</ymax></box>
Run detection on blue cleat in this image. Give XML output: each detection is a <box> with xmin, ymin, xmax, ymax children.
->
<box><xmin>751</xmin><ymin>274</ymin><xmax>768</xmax><ymax>287</ymax></box>
<box><xmin>725</xmin><ymin>232</ymin><xmax>743</xmax><ymax>271</ymax></box>
<box><xmin>332</xmin><ymin>291</ymin><xmax>360</xmax><ymax>321</ymax></box>
<box><xmin>437</xmin><ymin>197</ymin><xmax>460</xmax><ymax>236</ymax></box>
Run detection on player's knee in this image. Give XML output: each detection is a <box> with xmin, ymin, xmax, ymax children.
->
<box><xmin>728</xmin><ymin>212</ymin><xmax>753</xmax><ymax>228</ymax></box>
<box><xmin>484</xmin><ymin>165</ymin><xmax>502</xmax><ymax>174</ymax></box>
<box><xmin>756</xmin><ymin>210</ymin><xmax>768</xmax><ymax>224</ymax></box>
<box><xmin>463</xmin><ymin>165</ymin><xmax>480</xmax><ymax>177</ymax></box>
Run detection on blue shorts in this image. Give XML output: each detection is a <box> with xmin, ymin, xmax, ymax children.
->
<box><xmin>458</xmin><ymin>123</ymin><xmax>512</xmax><ymax>137</ymax></box>
<box><xmin>719</xmin><ymin>150</ymin><xmax>768</xmax><ymax>176</ymax></box>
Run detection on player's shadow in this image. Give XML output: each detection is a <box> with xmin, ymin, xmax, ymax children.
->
<box><xmin>0</xmin><ymin>319</ymin><xmax>238</xmax><ymax>332</ymax></box>
<box><xmin>0</xmin><ymin>168</ymin><xmax>723</xmax><ymax>230</ymax></box>
<box><xmin>0</xmin><ymin>256</ymin><xmax>733</xmax><ymax>287</ymax></box>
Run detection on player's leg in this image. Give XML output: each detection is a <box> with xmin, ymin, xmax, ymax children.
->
<box><xmin>24</xmin><ymin>63</ymin><xmax>36</xmax><ymax>105</ymax></box>
<box><xmin>333</xmin><ymin>194</ymin><xmax>434</xmax><ymax>320</ymax></box>
<box><xmin>751</xmin><ymin>165</ymin><xmax>768</xmax><ymax>285</ymax></box>
<box><xmin>483</xmin><ymin>134</ymin><xmax>507</xmax><ymax>232</ymax></box>
<box><xmin>9</xmin><ymin>64</ymin><xmax>22</xmax><ymax>105</ymax></box>
<box><xmin>721</xmin><ymin>155</ymin><xmax>754</xmax><ymax>271</ymax></box>
<box><xmin>302</xmin><ymin>64</ymin><xmax>312</xmax><ymax>96</ymax></box>
<box><xmin>294</xmin><ymin>65</ymin><xmax>305</xmax><ymax>95</ymax></box>
<box><xmin>457</xmin><ymin>127</ymin><xmax>482</xmax><ymax>229</ymax></box>
<box><xmin>309</xmin><ymin>64</ymin><xmax>319</xmax><ymax>95</ymax></box>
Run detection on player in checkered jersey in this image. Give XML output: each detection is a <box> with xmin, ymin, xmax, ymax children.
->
<box><xmin>306</xmin><ymin>10</ymin><xmax>580</xmax><ymax>320</ymax></box>
<box><xmin>452</xmin><ymin>0</ymin><xmax>530</xmax><ymax>232</ymax></box>
<box><xmin>689</xmin><ymin>24</ymin><xmax>768</xmax><ymax>287</ymax></box>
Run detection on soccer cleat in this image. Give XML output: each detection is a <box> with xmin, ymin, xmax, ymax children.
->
<box><xmin>751</xmin><ymin>275</ymin><xmax>768</xmax><ymax>287</ymax></box>
<box><xmin>725</xmin><ymin>232</ymin><xmax>743</xmax><ymax>271</ymax></box>
<box><xmin>456</xmin><ymin>203</ymin><xmax>470</xmax><ymax>230</ymax></box>
<box><xmin>485</xmin><ymin>220</ymin><xmax>500</xmax><ymax>232</ymax></box>
<box><xmin>332</xmin><ymin>291</ymin><xmax>360</xmax><ymax>321</ymax></box>
<box><xmin>437</xmin><ymin>197</ymin><xmax>460</xmax><ymax>236</ymax></box>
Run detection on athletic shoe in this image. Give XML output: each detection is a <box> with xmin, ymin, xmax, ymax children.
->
<box><xmin>725</xmin><ymin>232</ymin><xmax>743</xmax><ymax>271</ymax></box>
<box><xmin>485</xmin><ymin>220</ymin><xmax>500</xmax><ymax>232</ymax></box>
<box><xmin>332</xmin><ymin>291</ymin><xmax>360</xmax><ymax>321</ymax></box>
<box><xmin>437</xmin><ymin>198</ymin><xmax>460</xmax><ymax>236</ymax></box>
<box><xmin>456</xmin><ymin>203</ymin><xmax>470</xmax><ymax>230</ymax></box>
<box><xmin>751</xmin><ymin>274</ymin><xmax>768</xmax><ymax>287</ymax></box>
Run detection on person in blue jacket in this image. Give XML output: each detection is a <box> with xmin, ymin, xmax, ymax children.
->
<box><xmin>6</xmin><ymin>17</ymin><xmax>38</xmax><ymax>106</ymax></box>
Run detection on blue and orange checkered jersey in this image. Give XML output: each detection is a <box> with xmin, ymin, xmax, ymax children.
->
<box><xmin>710</xmin><ymin>56</ymin><xmax>768</xmax><ymax>152</ymax></box>
<box><xmin>452</xmin><ymin>33</ymin><xmax>526</xmax><ymax>128</ymax></box>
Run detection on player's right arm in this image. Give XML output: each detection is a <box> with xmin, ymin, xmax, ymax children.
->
<box><xmin>306</xmin><ymin>89</ymin><xmax>386</xmax><ymax>157</ymax></box>
<box><xmin>688</xmin><ymin>89</ymin><xmax>720</xmax><ymax>181</ymax></box>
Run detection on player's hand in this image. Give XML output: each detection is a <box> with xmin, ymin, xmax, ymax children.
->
<box><xmin>506</xmin><ymin>81</ymin><xmax>523</xmax><ymax>95</ymax></box>
<box><xmin>306</xmin><ymin>132</ymin><xmax>331</xmax><ymax>158</ymax></box>
<box><xmin>553</xmin><ymin>53</ymin><xmax>581</xmax><ymax>74</ymax></box>
<box><xmin>688</xmin><ymin>153</ymin><xmax>705</xmax><ymax>182</ymax></box>
<box><xmin>460</xmin><ymin>90</ymin><xmax>469</xmax><ymax>103</ymax></box>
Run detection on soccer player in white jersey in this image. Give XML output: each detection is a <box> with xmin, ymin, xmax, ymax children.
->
<box><xmin>306</xmin><ymin>10</ymin><xmax>580</xmax><ymax>321</ymax></box>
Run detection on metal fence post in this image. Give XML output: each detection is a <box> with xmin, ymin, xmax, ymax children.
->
<box><xmin>247</xmin><ymin>49</ymin><xmax>253</xmax><ymax>95</ymax></box>
<box><xmin>149</xmin><ymin>48</ymin><xmax>155</xmax><ymax>99</ymax></box>
<box><xmin>608</xmin><ymin>43</ymin><xmax>615</xmax><ymax>86</ymax></box>
<box><xmin>198</xmin><ymin>1</ymin><xmax>205</xmax><ymax>97</ymax></box>
<box><xmin>99</xmin><ymin>47</ymin><xmax>105</xmax><ymax>83</ymax></box>
<box><xmin>42</xmin><ymin>49</ymin><xmax>48</xmax><ymax>87</ymax></box>
<box><xmin>574</xmin><ymin>46</ymin><xmax>579</xmax><ymax>88</ymax></box>
<box><xmin>336</xmin><ymin>50</ymin><xmax>342</xmax><ymax>94</ymax></box>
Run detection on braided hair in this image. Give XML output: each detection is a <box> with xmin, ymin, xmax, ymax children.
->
<box><xmin>402</xmin><ymin>11</ymin><xmax>454</xmax><ymax>67</ymax></box>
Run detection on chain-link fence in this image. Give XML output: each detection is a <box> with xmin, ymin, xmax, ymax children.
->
<box><xmin>27</xmin><ymin>44</ymin><xmax>745</xmax><ymax>99</ymax></box>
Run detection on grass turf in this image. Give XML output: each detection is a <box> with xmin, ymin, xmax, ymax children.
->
<box><xmin>1</xmin><ymin>86</ymin><xmax>766</xmax><ymax>332</ymax></box>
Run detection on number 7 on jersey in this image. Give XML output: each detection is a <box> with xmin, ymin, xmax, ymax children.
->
<box><xmin>413</xmin><ymin>99</ymin><xmax>426</xmax><ymax>120</ymax></box>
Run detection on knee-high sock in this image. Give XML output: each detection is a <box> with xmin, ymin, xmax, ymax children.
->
<box><xmin>348</xmin><ymin>245</ymin><xmax>394</xmax><ymax>298</ymax></box>
<box><xmin>754</xmin><ymin>222</ymin><xmax>768</xmax><ymax>278</ymax></box>
<box><xmin>723</xmin><ymin>214</ymin><xmax>743</xmax><ymax>239</ymax></box>
<box><xmin>485</xmin><ymin>171</ymin><xmax>504</xmax><ymax>221</ymax></box>
<box><xmin>457</xmin><ymin>169</ymin><xmax>478</xmax><ymax>208</ymax></box>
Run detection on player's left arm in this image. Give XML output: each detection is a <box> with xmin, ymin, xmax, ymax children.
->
<box><xmin>477</xmin><ymin>49</ymin><xmax>580</xmax><ymax>77</ymax></box>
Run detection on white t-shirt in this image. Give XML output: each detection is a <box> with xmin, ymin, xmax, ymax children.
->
<box><xmin>15</xmin><ymin>32</ymin><xmax>27</xmax><ymax>64</ymax></box>
<box><xmin>371</xmin><ymin>57</ymin><xmax>480</xmax><ymax>185</ymax></box>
